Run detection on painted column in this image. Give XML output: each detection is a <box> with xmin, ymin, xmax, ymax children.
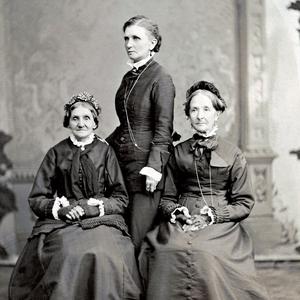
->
<box><xmin>238</xmin><ymin>0</ymin><xmax>282</xmax><ymax>255</ymax></box>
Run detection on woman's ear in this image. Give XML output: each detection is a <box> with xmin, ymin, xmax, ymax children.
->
<box><xmin>150</xmin><ymin>38</ymin><xmax>157</xmax><ymax>51</ymax></box>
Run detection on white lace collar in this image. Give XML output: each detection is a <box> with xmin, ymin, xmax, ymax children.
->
<box><xmin>69</xmin><ymin>133</ymin><xmax>95</xmax><ymax>150</ymax></box>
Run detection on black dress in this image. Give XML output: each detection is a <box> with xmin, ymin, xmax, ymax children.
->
<box><xmin>139</xmin><ymin>136</ymin><xmax>269</xmax><ymax>300</ymax></box>
<box><xmin>107</xmin><ymin>59</ymin><xmax>175</xmax><ymax>248</ymax></box>
<box><xmin>9</xmin><ymin>137</ymin><xmax>142</xmax><ymax>300</ymax></box>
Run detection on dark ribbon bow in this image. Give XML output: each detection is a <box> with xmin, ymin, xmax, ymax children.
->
<box><xmin>70</xmin><ymin>141</ymin><xmax>98</xmax><ymax>200</ymax></box>
<box><xmin>190</xmin><ymin>134</ymin><xmax>218</xmax><ymax>157</ymax></box>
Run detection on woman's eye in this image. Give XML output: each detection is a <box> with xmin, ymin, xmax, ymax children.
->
<box><xmin>72</xmin><ymin>116</ymin><xmax>78</xmax><ymax>121</ymax></box>
<box><xmin>84</xmin><ymin>116</ymin><xmax>90</xmax><ymax>120</ymax></box>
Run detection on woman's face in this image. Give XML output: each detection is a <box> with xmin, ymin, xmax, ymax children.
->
<box><xmin>189</xmin><ymin>92</ymin><xmax>220</xmax><ymax>134</ymax></box>
<box><xmin>124</xmin><ymin>25</ymin><xmax>157</xmax><ymax>63</ymax></box>
<box><xmin>68</xmin><ymin>104</ymin><xmax>96</xmax><ymax>142</ymax></box>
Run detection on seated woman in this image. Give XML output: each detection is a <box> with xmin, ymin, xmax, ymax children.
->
<box><xmin>139</xmin><ymin>81</ymin><xmax>269</xmax><ymax>300</ymax></box>
<box><xmin>9</xmin><ymin>92</ymin><xmax>141</xmax><ymax>300</ymax></box>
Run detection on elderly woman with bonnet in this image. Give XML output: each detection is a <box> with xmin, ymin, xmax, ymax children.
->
<box><xmin>139</xmin><ymin>81</ymin><xmax>269</xmax><ymax>299</ymax></box>
<box><xmin>9</xmin><ymin>92</ymin><xmax>141</xmax><ymax>299</ymax></box>
<box><xmin>107</xmin><ymin>15</ymin><xmax>175</xmax><ymax>250</ymax></box>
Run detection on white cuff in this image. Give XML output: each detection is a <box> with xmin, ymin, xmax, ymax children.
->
<box><xmin>52</xmin><ymin>198</ymin><xmax>61</xmax><ymax>220</ymax></box>
<box><xmin>52</xmin><ymin>196</ymin><xmax>70</xmax><ymax>220</ymax></box>
<box><xmin>170</xmin><ymin>206</ymin><xmax>190</xmax><ymax>223</ymax></box>
<box><xmin>200</xmin><ymin>205</ymin><xmax>215</xmax><ymax>225</ymax></box>
<box><xmin>59</xmin><ymin>196</ymin><xmax>70</xmax><ymax>207</ymax></box>
<box><xmin>139</xmin><ymin>167</ymin><xmax>162</xmax><ymax>182</ymax></box>
<box><xmin>87</xmin><ymin>198</ymin><xmax>105</xmax><ymax>217</ymax></box>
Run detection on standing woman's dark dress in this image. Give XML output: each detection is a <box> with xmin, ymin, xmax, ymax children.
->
<box><xmin>107</xmin><ymin>16</ymin><xmax>175</xmax><ymax>249</ymax></box>
<box><xmin>9</xmin><ymin>93</ymin><xmax>141</xmax><ymax>300</ymax></box>
<box><xmin>139</xmin><ymin>81</ymin><xmax>269</xmax><ymax>300</ymax></box>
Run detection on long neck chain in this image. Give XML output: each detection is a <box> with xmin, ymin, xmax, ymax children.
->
<box><xmin>123</xmin><ymin>60</ymin><xmax>153</xmax><ymax>152</ymax></box>
<box><xmin>194</xmin><ymin>158</ymin><xmax>214</xmax><ymax>207</ymax></box>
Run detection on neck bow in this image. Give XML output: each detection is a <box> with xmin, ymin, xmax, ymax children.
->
<box><xmin>190</xmin><ymin>133</ymin><xmax>218</xmax><ymax>156</ymax></box>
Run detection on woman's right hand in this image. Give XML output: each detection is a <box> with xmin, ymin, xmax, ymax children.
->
<box><xmin>170</xmin><ymin>206</ymin><xmax>192</xmax><ymax>225</ymax></box>
<box><xmin>58</xmin><ymin>205</ymin><xmax>85</xmax><ymax>221</ymax></box>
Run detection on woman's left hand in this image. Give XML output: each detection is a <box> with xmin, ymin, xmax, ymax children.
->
<box><xmin>68</xmin><ymin>205</ymin><xmax>85</xmax><ymax>220</ymax></box>
<box><xmin>200</xmin><ymin>205</ymin><xmax>215</xmax><ymax>225</ymax></box>
<box><xmin>145</xmin><ymin>175</ymin><xmax>159</xmax><ymax>193</ymax></box>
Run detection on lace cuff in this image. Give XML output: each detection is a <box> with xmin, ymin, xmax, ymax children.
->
<box><xmin>87</xmin><ymin>198</ymin><xmax>105</xmax><ymax>217</ymax></box>
<box><xmin>200</xmin><ymin>205</ymin><xmax>215</xmax><ymax>225</ymax></box>
<box><xmin>52</xmin><ymin>196</ymin><xmax>70</xmax><ymax>220</ymax></box>
<box><xmin>170</xmin><ymin>206</ymin><xmax>190</xmax><ymax>223</ymax></box>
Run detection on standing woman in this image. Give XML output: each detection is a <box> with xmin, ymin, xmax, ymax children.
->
<box><xmin>9</xmin><ymin>92</ymin><xmax>141</xmax><ymax>300</ymax></box>
<box><xmin>107</xmin><ymin>15</ymin><xmax>175</xmax><ymax>249</ymax></box>
<box><xmin>139</xmin><ymin>81</ymin><xmax>269</xmax><ymax>299</ymax></box>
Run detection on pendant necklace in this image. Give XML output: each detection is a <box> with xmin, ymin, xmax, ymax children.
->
<box><xmin>123</xmin><ymin>60</ymin><xmax>153</xmax><ymax>152</ymax></box>
<box><xmin>194</xmin><ymin>158</ymin><xmax>214</xmax><ymax>207</ymax></box>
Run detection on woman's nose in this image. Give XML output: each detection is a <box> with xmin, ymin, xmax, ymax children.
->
<box><xmin>126</xmin><ymin>39</ymin><xmax>132</xmax><ymax>48</ymax></box>
<box><xmin>77</xmin><ymin>119</ymin><xmax>84</xmax><ymax>127</ymax></box>
<box><xmin>197</xmin><ymin>110</ymin><xmax>204</xmax><ymax>119</ymax></box>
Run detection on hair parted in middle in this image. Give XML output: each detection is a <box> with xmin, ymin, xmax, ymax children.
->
<box><xmin>63</xmin><ymin>92</ymin><xmax>101</xmax><ymax>129</ymax></box>
<box><xmin>123</xmin><ymin>15</ymin><xmax>162</xmax><ymax>53</ymax></box>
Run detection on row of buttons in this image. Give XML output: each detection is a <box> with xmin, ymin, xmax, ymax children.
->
<box><xmin>185</xmin><ymin>238</ymin><xmax>193</xmax><ymax>298</ymax></box>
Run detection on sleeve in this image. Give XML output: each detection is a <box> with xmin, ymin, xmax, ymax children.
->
<box><xmin>212</xmin><ymin>151</ymin><xmax>255</xmax><ymax>223</ymax></box>
<box><xmin>147</xmin><ymin>72</ymin><xmax>175</xmax><ymax>175</ymax></box>
<box><xmin>105</xmin><ymin>126</ymin><xmax>120</xmax><ymax>145</ymax></box>
<box><xmin>158</xmin><ymin>154</ymin><xmax>181</xmax><ymax>220</ymax></box>
<box><xmin>98</xmin><ymin>146</ymin><xmax>129</xmax><ymax>215</ymax></box>
<box><xmin>28</xmin><ymin>148</ymin><xmax>57</xmax><ymax>219</ymax></box>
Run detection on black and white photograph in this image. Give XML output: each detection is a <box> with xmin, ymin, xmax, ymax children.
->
<box><xmin>0</xmin><ymin>0</ymin><xmax>300</xmax><ymax>299</ymax></box>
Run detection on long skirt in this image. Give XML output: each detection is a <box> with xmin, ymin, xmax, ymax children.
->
<box><xmin>139</xmin><ymin>221</ymin><xmax>270</xmax><ymax>300</ymax></box>
<box><xmin>128</xmin><ymin>191</ymin><xmax>161</xmax><ymax>250</ymax></box>
<box><xmin>9</xmin><ymin>224</ymin><xmax>142</xmax><ymax>300</ymax></box>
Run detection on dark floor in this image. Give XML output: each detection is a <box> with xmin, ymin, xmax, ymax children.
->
<box><xmin>1</xmin><ymin>264</ymin><xmax>300</xmax><ymax>299</ymax></box>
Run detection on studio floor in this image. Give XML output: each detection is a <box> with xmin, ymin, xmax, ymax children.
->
<box><xmin>1</xmin><ymin>263</ymin><xmax>300</xmax><ymax>300</ymax></box>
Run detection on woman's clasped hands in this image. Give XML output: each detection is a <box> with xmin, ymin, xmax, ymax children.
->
<box><xmin>54</xmin><ymin>196</ymin><xmax>104</xmax><ymax>221</ymax></box>
<box><xmin>170</xmin><ymin>205</ymin><xmax>215</xmax><ymax>232</ymax></box>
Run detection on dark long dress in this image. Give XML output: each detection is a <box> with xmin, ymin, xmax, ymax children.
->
<box><xmin>9</xmin><ymin>137</ymin><xmax>142</xmax><ymax>300</ymax></box>
<box><xmin>107</xmin><ymin>59</ymin><xmax>175</xmax><ymax>248</ymax></box>
<box><xmin>139</xmin><ymin>136</ymin><xmax>269</xmax><ymax>300</ymax></box>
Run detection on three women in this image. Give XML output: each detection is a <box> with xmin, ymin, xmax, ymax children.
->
<box><xmin>9</xmin><ymin>14</ymin><xmax>268</xmax><ymax>300</ymax></box>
